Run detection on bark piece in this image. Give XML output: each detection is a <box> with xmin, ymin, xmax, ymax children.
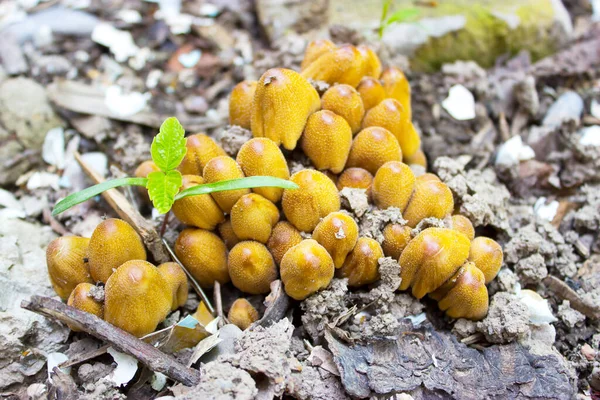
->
<box><xmin>325</xmin><ymin>320</ymin><xmax>574</xmax><ymax>399</ymax></box>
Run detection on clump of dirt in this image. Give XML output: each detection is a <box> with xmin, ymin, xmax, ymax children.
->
<box><xmin>301</xmin><ymin>279</ymin><xmax>349</xmax><ymax>342</ymax></box>
<box><xmin>357</xmin><ymin>207</ymin><xmax>405</xmax><ymax>243</ymax></box>
<box><xmin>476</xmin><ymin>292</ymin><xmax>530</xmax><ymax>343</ymax></box>
<box><xmin>434</xmin><ymin>156</ymin><xmax>511</xmax><ymax>232</ymax></box>
<box><xmin>504</xmin><ymin>220</ymin><xmax>579</xmax><ymax>280</ymax></box>
<box><xmin>339</xmin><ymin>187</ymin><xmax>369</xmax><ymax>217</ymax></box>
<box><xmin>216</xmin><ymin>125</ymin><xmax>253</xmax><ymax>156</ymax></box>
<box><xmin>183</xmin><ymin>362</ymin><xmax>257</xmax><ymax>400</ymax></box>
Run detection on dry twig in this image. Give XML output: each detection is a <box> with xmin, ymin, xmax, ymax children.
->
<box><xmin>22</xmin><ymin>296</ymin><xmax>202</xmax><ymax>386</ymax></box>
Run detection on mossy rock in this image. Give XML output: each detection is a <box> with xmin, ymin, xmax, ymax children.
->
<box><xmin>257</xmin><ymin>0</ymin><xmax>572</xmax><ymax>72</ymax></box>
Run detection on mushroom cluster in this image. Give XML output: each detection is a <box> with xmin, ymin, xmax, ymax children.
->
<box><xmin>47</xmin><ymin>218</ymin><xmax>188</xmax><ymax>336</ymax></box>
<box><xmin>48</xmin><ymin>41</ymin><xmax>504</xmax><ymax>332</ymax></box>
<box><xmin>148</xmin><ymin>40</ymin><xmax>502</xmax><ymax>320</ymax></box>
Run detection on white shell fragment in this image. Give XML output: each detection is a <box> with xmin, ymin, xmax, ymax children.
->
<box><xmin>533</xmin><ymin>197</ymin><xmax>559</xmax><ymax>221</ymax></box>
<box><xmin>495</xmin><ymin>135</ymin><xmax>535</xmax><ymax>167</ymax></box>
<box><xmin>578</xmin><ymin>126</ymin><xmax>600</xmax><ymax>147</ymax></box>
<box><xmin>92</xmin><ymin>22</ymin><xmax>139</xmax><ymax>62</ymax></box>
<box><xmin>42</xmin><ymin>127</ymin><xmax>66</xmax><ymax>169</ymax></box>
<box><xmin>107</xmin><ymin>347</ymin><xmax>139</xmax><ymax>386</ymax></box>
<box><xmin>104</xmin><ymin>86</ymin><xmax>150</xmax><ymax>117</ymax></box>
<box><xmin>518</xmin><ymin>289</ymin><xmax>557</xmax><ymax>325</ymax></box>
<box><xmin>442</xmin><ymin>84</ymin><xmax>476</xmax><ymax>121</ymax></box>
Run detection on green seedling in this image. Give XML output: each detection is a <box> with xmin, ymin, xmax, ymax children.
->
<box><xmin>52</xmin><ymin>117</ymin><xmax>298</xmax><ymax>216</ymax></box>
<box><xmin>378</xmin><ymin>0</ymin><xmax>420</xmax><ymax>39</ymax></box>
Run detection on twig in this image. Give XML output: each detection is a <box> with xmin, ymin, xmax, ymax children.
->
<box><xmin>22</xmin><ymin>296</ymin><xmax>202</xmax><ymax>386</ymax></box>
<box><xmin>74</xmin><ymin>152</ymin><xmax>169</xmax><ymax>264</ymax></box>
<box><xmin>43</xmin><ymin>208</ymin><xmax>72</xmax><ymax>236</ymax></box>
<box><xmin>162</xmin><ymin>238</ymin><xmax>215</xmax><ymax>315</ymax></box>
<box><xmin>59</xmin><ymin>344</ymin><xmax>110</xmax><ymax>369</ymax></box>
<box><xmin>543</xmin><ymin>275</ymin><xmax>600</xmax><ymax>320</ymax></box>
<box><xmin>213</xmin><ymin>282</ymin><xmax>228</xmax><ymax>326</ymax></box>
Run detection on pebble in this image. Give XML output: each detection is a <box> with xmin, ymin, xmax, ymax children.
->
<box><xmin>441</xmin><ymin>84</ymin><xmax>476</xmax><ymax>120</ymax></box>
<box><xmin>495</xmin><ymin>135</ymin><xmax>535</xmax><ymax>166</ymax></box>
<box><xmin>183</xmin><ymin>95</ymin><xmax>209</xmax><ymax>114</ymax></box>
<box><xmin>542</xmin><ymin>91</ymin><xmax>583</xmax><ymax>128</ymax></box>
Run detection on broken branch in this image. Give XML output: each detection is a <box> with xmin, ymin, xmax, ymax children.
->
<box><xmin>22</xmin><ymin>296</ymin><xmax>201</xmax><ymax>386</ymax></box>
<box><xmin>543</xmin><ymin>275</ymin><xmax>600</xmax><ymax>320</ymax></box>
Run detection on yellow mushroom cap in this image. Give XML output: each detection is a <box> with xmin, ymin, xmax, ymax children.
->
<box><xmin>469</xmin><ymin>237</ymin><xmax>503</xmax><ymax>284</ymax></box>
<box><xmin>372</xmin><ymin>161</ymin><xmax>416</xmax><ymax>211</ymax></box>
<box><xmin>230</xmin><ymin>193</ymin><xmax>280</xmax><ymax>243</ymax></box>
<box><xmin>179</xmin><ymin>133</ymin><xmax>227</xmax><ymax>176</ymax></box>
<box><xmin>362</xmin><ymin>98</ymin><xmax>420</xmax><ymax>158</ymax></box>
<box><xmin>399</xmin><ymin>227</ymin><xmax>471</xmax><ymax>299</ymax></box>
<box><xmin>87</xmin><ymin>218</ymin><xmax>147</xmax><ymax>284</ymax></box>
<box><xmin>218</xmin><ymin>218</ymin><xmax>241</xmax><ymax>250</ymax></box>
<box><xmin>228</xmin><ymin>298</ymin><xmax>259</xmax><ymax>330</ymax></box>
<box><xmin>402</xmin><ymin>177</ymin><xmax>454</xmax><ymax>228</ymax></box>
<box><xmin>337</xmin><ymin>167</ymin><xmax>373</xmax><ymax>199</ymax></box>
<box><xmin>228</xmin><ymin>241</ymin><xmax>278</xmax><ymax>295</ymax></box>
<box><xmin>157</xmin><ymin>262</ymin><xmax>189</xmax><ymax>311</ymax></box>
<box><xmin>357</xmin><ymin>77</ymin><xmax>386</xmax><ymax>111</ymax></box>
<box><xmin>320</xmin><ymin>84</ymin><xmax>365</xmax><ymax>134</ymax></box>
<box><xmin>251</xmin><ymin>68</ymin><xmax>320</xmax><ymax>150</ymax></box>
<box><xmin>301</xmin><ymin>110</ymin><xmax>353</xmax><ymax>174</ymax></box>
<box><xmin>104</xmin><ymin>260</ymin><xmax>173</xmax><ymax>337</ymax></box>
<box><xmin>300</xmin><ymin>45</ymin><xmax>366</xmax><ymax>87</ymax></box>
<box><xmin>203</xmin><ymin>156</ymin><xmax>250</xmax><ymax>213</ymax></box>
<box><xmin>47</xmin><ymin>236</ymin><xmax>93</xmax><ymax>301</ymax></box>
<box><xmin>67</xmin><ymin>282</ymin><xmax>104</xmax><ymax>331</ymax></box>
<box><xmin>381</xmin><ymin>66</ymin><xmax>412</xmax><ymax>120</ymax></box>
<box><xmin>312</xmin><ymin>211</ymin><xmax>359</xmax><ymax>269</ymax></box>
<box><xmin>280</xmin><ymin>239</ymin><xmax>335</xmax><ymax>300</ymax></box>
<box><xmin>282</xmin><ymin>169</ymin><xmax>341</xmax><ymax>232</ymax></box>
<box><xmin>346</xmin><ymin>127</ymin><xmax>402</xmax><ymax>175</ymax></box>
<box><xmin>451</xmin><ymin>215</ymin><xmax>475</xmax><ymax>241</ymax></box>
<box><xmin>357</xmin><ymin>45</ymin><xmax>382</xmax><ymax>79</ymax></box>
<box><xmin>337</xmin><ymin>237</ymin><xmax>383</xmax><ymax>287</ymax></box>
<box><xmin>382</xmin><ymin>223</ymin><xmax>412</xmax><ymax>260</ymax></box>
<box><xmin>267</xmin><ymin>221</ymin><xmax>303</xmax><ymax>265</ymax></box>
<box><xmin>236</xmin><ymin>137</ymin><xmax>290</xmax><ymax>203</ymax></box>
<box><xmin>229</xmin><ymin>80</ymin><xmax>257</xmax><ymax>129</ymax></box>
<box><xmin>172</xmin><ymin>175</ymin><xmax>225</xmax><ymax>230</ymax></box>
<box><xmin>434</xmin><ymin>262</ymin><xmax>489</xmax><ymax>320</ymax></box>
<box><xmin>175</xmin><ymin>228</ymin><xmax>229</xmax><ymax>288</ymax></box>
<box><xmin>301</xmin><ymin>39</ymin><xmax>336</xmax><ymax>71</ymax></box>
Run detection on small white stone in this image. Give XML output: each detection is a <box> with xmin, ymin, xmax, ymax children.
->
<box><xmin>441</xmin><ymin>84</ymin><xmax>475</xmax><ymax>121</ymax></box>
<box><xmin>495</xmin><ymin>135</ymin><xmax>535</xmax><ymax>166</ymax></box>
<box><xmin>104</xmin><ymin>85</ymin><xmax>150</xmax><ymax>117</ymax></box>
<box><xmin>178</xmin><ymin>49</ymin><xmax>202</xmax><ymax>68</ymax></box>
<box><xmin>579</xmin><ymin>125</ymin><xmax>600</xmax><ymax>146</ymax></box>
<box><xmin>92</xmin><ymin>22</ymin><xmax>139</xmax><ymax>62</ymax></box>
<box><xmin>533</xmin><ymin>197</ymin><xmax>559</xmax><ymax>221</ymax></box>
<box><xmin>151</xmin><ymin>372</ymin><xmax>167</xmax><ymax>391</ymax></box>
<box><xmin>42</xmin><ymin>127</ymin><xmax>65</xmax><ymax>169</ymax></box>
<box><xmin>116</xmin><ymin>9</ymin><xmax>142</xmax><ymax>23</ymax></box>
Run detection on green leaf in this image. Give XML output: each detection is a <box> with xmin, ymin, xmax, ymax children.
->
<box><xmin>379</xmin><ymin>0</ymin><xmax>393</xmax><ymax>38</ymax></box>
<box><xmin>385</xmin><ymin>7</ymin><xmax>420</xmax><ymax>25</ymax></box>
<box><xmin>175</xmin><ymin>176</ymin><xmax>298</xmax><ymax>201</ymax></box>
<box><xmin>52</xmin><ymin>177</ymin><xmax>148</xmax><ymax>216</ymax></box>
<box><xmin>147</xmin><ymin>170</ymin><xmax>183</xmax><ymax>214</ymax></box>
<box><xmin>151</xmin><ymin>117</ymin><xmax>187</xmax><ymax>172</ymax></box>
